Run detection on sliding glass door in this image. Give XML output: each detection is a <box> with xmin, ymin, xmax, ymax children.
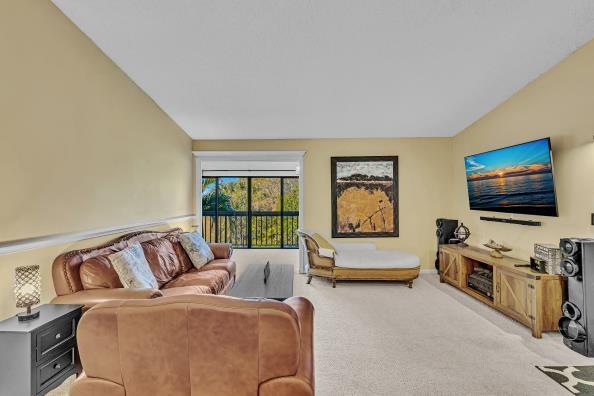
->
<box><xmin>201</xmin><ymin>176</ymin><xmax>299</xmax><ymax>248</ymax></box>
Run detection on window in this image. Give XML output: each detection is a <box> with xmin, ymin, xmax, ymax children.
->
<box><xmin>201</xmin><ymin>177</ymin><xmax>299</xmax><ymax>248</ymax></box>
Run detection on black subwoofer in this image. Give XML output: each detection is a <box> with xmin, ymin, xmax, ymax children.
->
<box><xmin>435</xmin><ymin>219</ymin><xmax>458</xmax><ymax>270</ymax></box>
<box><xmin>436</xmin><ymin>219</ymin><xmax>459</xmax><ymax>244</ymax></box>
<box><xmin>559</xmin><ymin>238</ymin><xmax>594</xmax><ymax>356</ymax></box>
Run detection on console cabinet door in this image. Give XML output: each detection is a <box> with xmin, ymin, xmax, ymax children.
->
<box><xmin>439</xmin><ymin>250</ymin><xmax>460</xmax><ymax>287</ymax></box>
<box><xmin>495</xmin><ymin>270</ymin><xmax>534</xmax><ymax>328</ymax></box>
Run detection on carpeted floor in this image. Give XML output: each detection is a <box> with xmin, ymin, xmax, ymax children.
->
<box><xmin>52</xmin><ymin>249</ymin><xmax>592</xmax><ymax>395</ymax></box>
<box><xmin>296</xmin><ymin>272</ymin><xmax>589</xmax><ymax>395</ymax></box>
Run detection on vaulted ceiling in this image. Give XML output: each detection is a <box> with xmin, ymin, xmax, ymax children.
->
<box><xmin>52</xmin><ymin>0</ymin><xmax>594</xmax><ymax>140</ymax></box>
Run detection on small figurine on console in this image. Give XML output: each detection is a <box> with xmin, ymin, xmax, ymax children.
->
<box><xmin>483</xmin><ymin>240</ymin><xmax>512</xmax><ymax>258</ymax></box>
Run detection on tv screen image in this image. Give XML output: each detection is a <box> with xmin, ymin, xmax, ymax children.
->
<box><xmin>464</xmin><ymin>138</ymin><xmax>558</xmax><ymax>217</ymax></box>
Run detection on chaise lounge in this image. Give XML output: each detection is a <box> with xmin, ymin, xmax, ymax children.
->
<box><xmin>298</xmin><ymin>229</ymin><xmax>420</xmax><ymax>288</ymax></box>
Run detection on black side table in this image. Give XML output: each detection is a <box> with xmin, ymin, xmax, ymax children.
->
<box><xmin>0</xmin><ymin>304</ymin><xmax>83</xmax><ymax>396</ymax></box>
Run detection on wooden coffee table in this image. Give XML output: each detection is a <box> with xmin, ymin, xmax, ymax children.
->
<box><xmin>228</xmin><ymin>262</ymin><xmax>294</xmax><ymax>301</ymax></box>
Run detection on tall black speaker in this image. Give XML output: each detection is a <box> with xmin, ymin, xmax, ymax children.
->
<box><xmin>435</xmin><ymin>219</ymin><xmax>458</xmax><ymax>270</ymax></box>
<box><xmin>559</xmin><ymin>238</ymin><xmax>594</xmax><ymax>357</ymax></box>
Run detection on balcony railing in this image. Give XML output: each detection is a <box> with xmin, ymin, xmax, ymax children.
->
<box><xmin>202</xmin><ymin>211</ymin><xmax>299</xmax><ymax>248</ymax></box>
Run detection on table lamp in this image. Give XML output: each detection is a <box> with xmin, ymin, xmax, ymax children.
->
<box><xmin>14</xmin><ymin>265</ymin><xmax>41</xmax><ymax>321</ymax></box>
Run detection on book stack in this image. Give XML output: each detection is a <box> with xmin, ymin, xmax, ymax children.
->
<box><xmin>534</xmin><ymin>243</ymin><xmax>562</xmax><ymax>275</ymax></box>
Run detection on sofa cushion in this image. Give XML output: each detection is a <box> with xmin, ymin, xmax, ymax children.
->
<box><xmin>160</xmin><ymin>285</ymin><xmax>212</xmax><ymax>297</ymax></box>
<box><xmin>80</xmin><ymin>255</ymin><xmax>123</xmax><ymax>290</ymax></box>
<box><xmin>164</xmin><ymin>233</ymin><xmax>194</xmax><ymax>273</ymax></box>
<box><xmin>199</xmin><ymin>259</ymin><xmax>236</xmax><ymax>278</ymax></box>
<box><xmin>162</xmin><ymin>269</ymin><xmax>229</xmax><ymax>294</ymax></box>
<box><xmin>179</xmin><ymin>232</ymin><xmax>214</xmax><ymax>270</ymax></box>
<box><xmin>109</xmin><ymin>243</ymin><xmax>159</xmax><ymax>289</ymax></box>
<box><xmin>140</xmin><ymin>238</ymin><xmax>183</xmax><ymax>287</ymax></box>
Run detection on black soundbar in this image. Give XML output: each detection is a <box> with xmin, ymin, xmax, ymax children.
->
<box><xmin>479</xmin><ymin>216</ymin><xmax>541</xmax><ymax>226</ymax></box>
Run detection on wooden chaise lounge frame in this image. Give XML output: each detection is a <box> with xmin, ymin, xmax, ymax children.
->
<box><xmin>298</xmin><ymin>231</ymin><xmax>420</xmax><ymax>288</ymax></box>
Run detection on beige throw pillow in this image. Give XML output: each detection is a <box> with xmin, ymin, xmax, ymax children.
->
<box><xmin>109</xmin><ymin>243</ymin><xmax>158</xmax><ymax>289</ymax></box>
<box><xmin>179</xmin><ymin>232</ymin><xmax>215</xmax><ymax>270</ymax></box>
<box><xmin>312</xmin><ymin>233</ymin><xmax>336</xmax><ymax>258</ymax></box>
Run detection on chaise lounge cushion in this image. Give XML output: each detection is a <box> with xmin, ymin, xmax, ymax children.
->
<box><xmin>334</xmin><ymin>249</ymin><xmax>420</xmax><ymax>269</ymax></box>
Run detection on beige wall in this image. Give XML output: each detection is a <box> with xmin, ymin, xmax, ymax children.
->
<box><xmin>195</xmin><ymin>40</ymin><xmax>594</xmax><ymax>267</ymax></box>
<box><xmin>0</xmin><ymin>221</ymin><xmax>192</xmax><ymax>319</ymax></box>
<box><xmin>450</xmin><ymin>40</ymin><xmax>594</xmax><ymax>260</ymax></box>
<box><xmin>194</xmin><ymin>138</ymin><xmax>453</xmax><ymax>270</ymax></box>
<box><xmin>0</xmin><ymin>0</ymin><xmax>194</xmax><ymax>242</ymax></box>
<box><xmin>2</xmin><ymin>1</ymin><xmax>593</xmax><ymax>319</ymax></box>
<box><xmin>0</xmin><ymin>1</ymin><xmax>194</xmax><ymax>317</ymax></box>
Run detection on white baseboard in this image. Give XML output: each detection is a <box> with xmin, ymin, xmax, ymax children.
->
<box><xmin>421</xmin><ymin>268</ymin><xmax>438</xmax><ymax>274</ymax></box>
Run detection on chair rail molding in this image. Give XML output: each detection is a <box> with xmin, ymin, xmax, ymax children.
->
<box><xmin>0</xmin><ymin>214</ymin><xmax>196</xmax><ymax>256</ymax></box>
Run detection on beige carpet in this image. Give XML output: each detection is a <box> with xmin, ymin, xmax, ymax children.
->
<box><xmin>53</xmin><ymin>249</ymin><xmax>590</xmax><ymax>395</ymax></box>
<box><xmin>296</xmin><ymin>272</ymin><xmax>588</xmax><ymax>395</ymax></box>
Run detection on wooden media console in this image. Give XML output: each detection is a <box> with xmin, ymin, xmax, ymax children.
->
<box><xmin>438</xmin><ymin>244</ymin><xmax>564</xmax><ymax>338</ymax></box>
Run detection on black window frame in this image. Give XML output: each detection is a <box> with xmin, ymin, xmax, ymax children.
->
<box><xmin>201</xmin><ymin>176</ymin><xmax>299</xmax><ymax>249</ymax></box>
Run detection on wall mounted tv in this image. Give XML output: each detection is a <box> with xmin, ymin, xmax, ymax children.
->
<box><xmin>464</xmin><ymin>138</ymin><xmax>558</xmax><ymax>217</ymax></box>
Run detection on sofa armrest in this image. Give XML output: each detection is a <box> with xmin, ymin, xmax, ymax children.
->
<box><xmin>259</xmin><ymin>377</ymin><xmax>314</xmax><ymax>396</ymax></box>
<box><xmin>209</xmin><ymin>242</ymin><xmax>233</xmax><ymax>259</ymax></box>
<box><xmin>51</xmin><ymin>288</ymin><xmax>163</xmax><ymax>311</ymax></box>
<box><xmin>308</xmin><ymin>253</ymin><xmax>334</xmax><ymax>269</ymax></box>
<box><xmin>70</xmin><ymin>373</ymin><xmax>125</xmax><ymax>396</ymax></box>
<box><xmin>281</xmin><ymin>297</ymin><xmax>314</xmax><ymax>394</ymax></box>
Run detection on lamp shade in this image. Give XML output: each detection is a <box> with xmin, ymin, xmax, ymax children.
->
<box><xmin>14</xmin><ymin>265</ymin><xmax>41</xmax><ymax>309</ymax></box>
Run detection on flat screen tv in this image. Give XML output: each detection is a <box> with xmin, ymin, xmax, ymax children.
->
<box><xmin>464</xmin><ymin>138</ymin><xmax>558</xmax><ymax>217</ymax></box>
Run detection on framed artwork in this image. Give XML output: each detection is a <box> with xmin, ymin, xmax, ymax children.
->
<box><xmin>331</xmin><ymin>156</ymin><xmax>398</xmax><ymax>238</ymax></box>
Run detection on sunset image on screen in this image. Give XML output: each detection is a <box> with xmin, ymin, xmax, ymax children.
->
<box><xmin>464</xmin><ymin>138</ymin><xmax>558</xmax><ymax>217</ymax></box>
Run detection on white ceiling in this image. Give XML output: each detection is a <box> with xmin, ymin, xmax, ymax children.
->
<box><xmin>52</xmin><ymin>0</ymin><xmax>594</xmax><ymax>140</ymax></box>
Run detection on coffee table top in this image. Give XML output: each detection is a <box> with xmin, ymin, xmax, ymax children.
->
<box><xmin>228</xmin><ymin>262</ymin><xmax>294</xmax><ymax>301</ymax></box>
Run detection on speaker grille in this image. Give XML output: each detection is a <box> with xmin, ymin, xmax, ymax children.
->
<box><xmin>563</xmin><ymin>301</ymin><xmax>582</xmax><ymax>321</ymax></box>
<box><xmin>561</xmin><ymin>257</ymin><xmax>580</xmax><ymax>278</ymax></box>
<box><xmin>561</xmin><ymin>238</ymin><xmax>580</xmax><ymax>257</ymax></box>
<box><xmin>559</xmin><ymin>238</ymin><xmax>594</xmax><ymax>356</ymax></box>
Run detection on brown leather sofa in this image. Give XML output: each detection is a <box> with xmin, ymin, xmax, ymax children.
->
<box><xmin>51</xmin><ymin>229</ymin><xmax>235</xmax><ymax>310</ymax></box>
<box><xmin>70</xmin><ymin>295</ymin><xmax>315</xmax><ymax>396</ymax></box>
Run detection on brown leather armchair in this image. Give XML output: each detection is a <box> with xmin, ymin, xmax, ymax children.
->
<box><xmin>70</xmin><ymin>295</ymin><xmax>315</xmax><ymax>396</ymax></box>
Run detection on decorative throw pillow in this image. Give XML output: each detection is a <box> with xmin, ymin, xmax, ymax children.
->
<box><xmin>312</xmin><ymin>233</ymin><xmax>336</xmax><ymax>258</ymax></box>
<box><xmin>179</xmin><ymin>232</ymin><xmax>215</xmax><ymax>269</ymax></box>
<box><xmin>109</xmin><ymin>243</ymin><xmax>158</xmax><ymax>289</ymax></box>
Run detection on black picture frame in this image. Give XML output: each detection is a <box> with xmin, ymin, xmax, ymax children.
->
<box><xmin>331</xmin><ymin>156</ymin><xmax>399</xmax><ymax>238</ymax></box>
